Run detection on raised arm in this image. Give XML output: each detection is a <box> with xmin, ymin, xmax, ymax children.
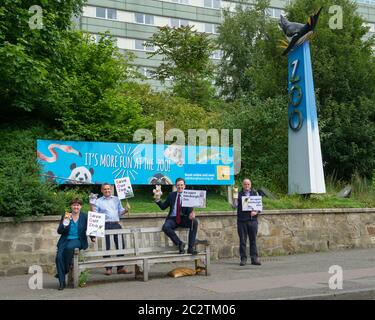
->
<box><xmin>231</xmin><ymin>186</ymin><xmax>239</xmax><ymax>209</ymax></box>
<box><xmin>156</xmin><ymin>193</ymin><xmax>171</xmax><ymax>210</ymax></box>
<box><xmin>57</xmin><ymin>214</ymin><xmax>70</xmax><ymax>235</ymax></box>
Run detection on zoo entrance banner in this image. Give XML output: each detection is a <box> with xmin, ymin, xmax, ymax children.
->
<box><xmin>36</xmin><ymin>140</ymin><xmax>234</xmax><ymax>185</ymax></box>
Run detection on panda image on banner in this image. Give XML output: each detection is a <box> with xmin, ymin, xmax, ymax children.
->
<box><xmin>68</xmin><ymin>163</ymin><xmax>94</xmax><ymax>184</ymax></box>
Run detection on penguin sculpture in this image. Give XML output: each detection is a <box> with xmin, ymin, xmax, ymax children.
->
<box><xmin>279</xmin><ymin>7</ymin><xmax>323</xmax><ymax>56</ymax></box>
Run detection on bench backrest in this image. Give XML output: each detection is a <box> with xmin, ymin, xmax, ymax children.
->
<box><xmin>83</xmin><ymin>227</ymin><xmax>189</xmax><ymax>259</ymax></box>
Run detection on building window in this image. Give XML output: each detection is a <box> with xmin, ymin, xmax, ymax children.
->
<box><xmin>134</xmin><ymin>39</ymin><xmax>155</xmax><ymax>51</ymax></box>
<box><xmin>96</xmin><ymin>7</ymin><xmax>117</xmax><ymax>20</ymax></box>
<box><xmin>170</xmin><ymin>18</ymin><xmax>189</xmax><ymax>28</ymax></box>
<box><xmin>135</xmin><ymin>13</ymin><xmax>154</xmax><ymax>25</ymax></box>
<box><xmin>96</xmin><ymin>7</ymin><xmax>106</xmax><ymax>18</ymax></box>
<box><xmin>171</xmin><ymin>0</ymin><xmax>190</xmax><ymax>4</ymax></box>
<box><xmin>266</xmin><ymin>7</ymin><xmax>284</xmax><ymax>19</ymax></box>
<box><xmin>107</xmin><ymin>8</ymin><xmax>117</xmax><ymax>20</ymax></box>
<box><xmin>204</xmin><ymin>0</ymin><xmax>221</xmax><ymax>9</ymax></box>
<box><xmin>211</xmin><ymin>50</ymin><xmax>223</xmax><ymax>60</ymax></box>
<box><xmin>365</xmin><ymin>22</ymin><xmax>375</xmax><ymax>32</ymax></box>
<box><xmin>139</xmin><ymin>67</ymin><xmax>154</xmax><ymax>79</ymax></box>
<box><xmin>205</xmin><ymin>23</ymin><xmax>219</xmax><ymax>34</ymax></box>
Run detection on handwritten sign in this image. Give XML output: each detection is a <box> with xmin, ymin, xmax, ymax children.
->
<box><xmin>242</xmin><ymin>196</ymin><xmax>263</xmax><ymax>212</ymax></box>
<box><xmin>86</xmin><ymin>211</ymin><xmax>105</xmax><ymax>237</ymax></box>
<box><xmin>114</xmin><ymin>177</ymin><xmax>134</xmax><ymax>200</ymax></box>
<box><xmin>181</xmin><ymin>190</ymin><xmax>206</xmax><ymax>208</ymax></box>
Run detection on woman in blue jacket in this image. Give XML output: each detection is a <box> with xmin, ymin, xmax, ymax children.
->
<box><xmin>55</xmin><ymin>198</ymin><xmax>95</xmax><ymax>290</ymax></box>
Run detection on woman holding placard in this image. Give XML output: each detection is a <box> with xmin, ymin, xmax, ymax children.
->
<box><xmin>55</xmin><ymin>198</ymin><xmax>95</xmax><ymax>290</ymax></box>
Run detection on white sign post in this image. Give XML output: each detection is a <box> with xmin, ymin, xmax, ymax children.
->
<box><xmin>181</xmin><ymin>190</ymin><xmax>206</xmax><ymax>208</ymax></box>
<box><xmin>242</xmin><ymin>196</ymin><xmax>263</xmax><ymax>212</ymax></box>
<box><xmin>114</xmin><ymin>177</ymin><xmax>134</xmax><ymax>200</ymax></box>
<box><xmin>86</xmin><ymin>211</ymin><xmax>106</xmax><ymax>237</ymax></box>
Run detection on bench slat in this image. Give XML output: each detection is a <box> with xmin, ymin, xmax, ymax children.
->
<box><xmin>118</xmin><ymin>233</ymin><xmax>123</xmax><ymax>250</ymax></box>
<box><xmin>82</xmin><ymin>248</ymin><xmax>135</xmax><ymax>257</ymax></box>
<box><xmin>101</xmin><ymin>236</ymin><xmax>106</xmax><ymax>251</ymax></box>
<box><xmin>133</xmin><ymin>231</ymin><xmax>139</xmax><ymax>256</ymax></box>
<box><xmin>105</xmin><ymin>229</ymin><xmax>134</xmax><ymax>234</ymax></box>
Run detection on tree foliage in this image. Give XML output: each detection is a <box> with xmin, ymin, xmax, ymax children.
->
<box><xmin>223</xmin><ymin>96</ymin><xmax>289</xmax><ymax>192</ymax></box>
<box><xmin>146</xmin><ymin>25</ymin><xmax>217</xmax><ymax>106</ymax></box>
<box><xmin>217</xmin><ymin>0</ymin><xmax>375</xmax><ymax>182</ymax></box>
<box><xmin>216</xmin><ymin>0</ymin><xmax>286</xmax><ymax>100</ymax></box>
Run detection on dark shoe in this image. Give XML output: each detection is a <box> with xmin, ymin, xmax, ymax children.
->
<box><xmin>54</xmin><ymin>274</ymin><xmax>58</xmax><ymax>279</ymax></box>
<box><xmin>178</xmin><ymin>242</ymin><xmax>185</xmax><ymax>254</ymax></box>
<box><xmin>58</xmin><ymin>283</ymin><xmax>65</xmax><ymax>290</ymax></box>
<box><xmin>240</xmin><ymin>258</ymin><xmax>247</xmax><ymax>266</ymax></box>
<box><xmin>251</xmin><ymin>258</ymin><xmax>261</xmax><ymax>266</ymax></box>
<box><xmin>105</xmin><ymin>269</ymin><xmax>112</xmax><ymax>276</ymax></box>
<box><xmin>187</xmin><ymin>248</ymin><xmax>198</xmax><ymax>255</ymax></box>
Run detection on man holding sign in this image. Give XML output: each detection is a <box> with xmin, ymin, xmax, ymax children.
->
<box><xmin>232</xmin><ymin>178</ymin><xmax>262</xmax><ymax>266</ymax></box>
<box><xmin>89</xmin><ymin>183</ymin><xmax>132</xmax><ymax>276</ymax></box>
<box><xmin>154</xmin><ymin>178</ymin><xmax>199</xmax><ymax>255</ymax></box>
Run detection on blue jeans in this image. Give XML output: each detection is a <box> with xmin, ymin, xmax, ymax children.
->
<box><xmin>55</xmin><ymin>239</ymin><xmax>81</xmax><ymax>285</ymax></box>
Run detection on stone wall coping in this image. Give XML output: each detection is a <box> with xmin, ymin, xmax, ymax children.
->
<box><xmin>1</xmin><ymin>208</ymin><xmax>375</xmax><ymax>223</ymax></box>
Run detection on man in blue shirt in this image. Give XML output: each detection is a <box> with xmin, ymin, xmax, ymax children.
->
<box><xmin>90</xmin><ymin>183</ymin><xmax>132</xmax><ymax>276</ymax></box>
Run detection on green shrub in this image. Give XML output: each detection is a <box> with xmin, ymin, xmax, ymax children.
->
<box><xmin>223</xmin><ymin>96</ymin><xmax>288</xmax><ymax>193</ymax></box>
<box><xmin>0</xmin><ymin>124</ymin><xmax>69</xmax><ymax>219</ymax></box>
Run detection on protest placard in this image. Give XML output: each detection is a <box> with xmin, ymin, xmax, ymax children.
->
<box><xmin>181</xmin><ymin>190</ymin><xmax>206</xmax><ymax>208</ymax></box>
<box><xmin>114</xmin><ymin>177</ymin><xmax>134</xmax><ymax>200</ymax></box>
<box><xmin>242</xmin><ymin>196</ymin><xmax>263</xmax><ymax>212</ymax></box>
<box><xmin>86</xmin><ymin>211</ymin><xmax>106</xmax><ymax>237</ymax></box>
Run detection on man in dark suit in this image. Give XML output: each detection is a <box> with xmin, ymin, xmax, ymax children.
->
<box><xmin>232</xmin><ymin>178</ymin><xmax>262</xmax><ymax>266</ymax></box>
<box><xmin>154</xmin><ymin>177</ymin><xmax>199</xmax><ymax>254</ymax></box>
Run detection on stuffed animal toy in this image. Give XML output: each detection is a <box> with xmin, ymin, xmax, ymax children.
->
<box><xmin>167</xmin><ymin>266</ymin><xmax>206</xmax><ymax>278</ymax></box>
<box><xmin>233</xmin><ymin>186</ymin><xmax>239</xmax><ymax>200</ymax></box>
<box><xmin>153</xmin><ymin>184</ymin><xmax>163</xmax><ymax>200</ymax></box>
<box><xmin>63</xmin><ymin>212</ymin><xmax>72</xmax><ymax>226</ymax></box>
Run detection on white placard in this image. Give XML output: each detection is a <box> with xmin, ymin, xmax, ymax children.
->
<box><xmin>114</xmin><ymin>177</ymin><xmax>134</xmax><ymax>200</ymax></box>
<box><xmin>242</xmin><ymin>196</ymin><xmax>263</xmax><ymax>212</ymax></box>
<box><xmin>181</xmin><ymin>190</ymin><xmax>206</xmax><ymax>208</ymax></box>
<box><xmin>86</xmin><ymin>211</ymin><xmax>106</xmax><ymax>237</ymax></box>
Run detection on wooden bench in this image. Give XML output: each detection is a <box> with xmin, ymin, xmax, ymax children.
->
<box><xmin>69</xmin><ymin>226</ymin><xmax>210</xmax><ymax>288</ymax></box>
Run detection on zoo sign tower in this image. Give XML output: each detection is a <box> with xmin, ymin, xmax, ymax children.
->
<box><xmin>279</xmin><ymin>8</ymin><xmax>326</xmax><ymax>195</ymax></box>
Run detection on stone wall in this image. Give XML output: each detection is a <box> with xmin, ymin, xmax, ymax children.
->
<box><xmin>1</xmin><ymin>208</ymin><xmax>375</xmax><ymax>276</ymax></box>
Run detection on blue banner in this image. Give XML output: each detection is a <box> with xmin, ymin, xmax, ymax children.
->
<box><xmin>36</xmin><ymin>140</ymin><xmax>234</xmax><ymax>185</ymax></box>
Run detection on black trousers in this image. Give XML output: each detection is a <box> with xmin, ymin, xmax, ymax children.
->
<box><xmin>237</xmin><ymin>219</ymin><xmax>258</xmax><ymax>260</ymax></box>
<box><xmin>104</xmin><ymin>222</ymin><xmax>125</xmax><ymax>271</ymax></box>
<box><xmin>162</xmin><ymin>216</ymin><xmax>198</xmax><ymax>249</ymax></box>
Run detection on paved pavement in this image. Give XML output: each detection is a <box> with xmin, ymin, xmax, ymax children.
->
<box><xmin>1</xmin><ymin>248</ymin><xmax>375</xmax><ymax>300</ymax></box>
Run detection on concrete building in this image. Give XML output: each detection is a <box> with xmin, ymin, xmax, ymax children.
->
<box><xmin>77</xmin><ymin>0</ymin><xmax>375</xmax><ymax>90</ymax></box>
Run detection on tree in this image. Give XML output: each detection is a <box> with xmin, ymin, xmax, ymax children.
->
<box><xmin>146</xmin><ymin>25</ymin><xmax>217</xmax><ymax>106</ymax></box>
<box><xmin>217</xmin><ymin>0</ymin><xmax>375</xmax><ymax>181</ymax></box>
<box><xmin>0</xmin><ymin>0</ymin><xmax>149</xmax><ymax>141</ymax></box>
<box><xmin>223</xmin><ymin>96</ymin><xmax>289</xmax><ymax>192</ymax></box>
<box><xmin>0</xmin><ymin>0</ymin><xmax>85</xmax><ymax>112</ymax></box>
<box><xmin>216</xmin><ymin>0</ymin><xmax>286</xmax><ymax>100</ymax></box>
<box><xmin>42</xmin><ymin>32</ymin><xmax>149</xmax><ymax>142</ymax></box>
<box><xmin>285</xmin><ymin>0</ymin><xmax>375</xmax><ymax>106</ymax></box>
<box><xmin>320</xmin><ymin>98</ymin><xmax>375</xmax><ymax>180</ymax></box>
